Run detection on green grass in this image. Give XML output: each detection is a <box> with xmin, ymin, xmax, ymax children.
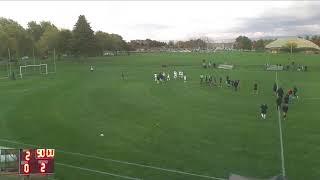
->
<box><xmin>0</xmin><ymin>52</ymin><xmax>319</xmax><ymax>180</ymax></box>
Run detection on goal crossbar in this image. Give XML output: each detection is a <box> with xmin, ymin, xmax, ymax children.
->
<box><xmin>19</xmin><ymin>64</ymin><xmax>48</xmax><ymax>79</ymax></box>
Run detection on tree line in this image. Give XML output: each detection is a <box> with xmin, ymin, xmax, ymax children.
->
<box><xmin>0</xmin><ymin>15</ymin><xmax>128</xmax><ymax>60</ymax></box>
<box><xmin>127</xmin><ymin>38</ymin><xmax>210</xmax><ymax>50</ymax></box>
<box><xmin>1</xmin><ymin>14</ymin><xmax>320</xmax><ymax>59</ymax></box>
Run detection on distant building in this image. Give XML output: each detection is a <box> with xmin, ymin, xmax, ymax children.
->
<box><xmin>266</xmin><ymin>37</ymin><xmax>320</xmax><ymax>53</ymax></box>
<box><xmin>209</xmin><ymin>42</ymin><xmax>234</xmax><ymax>49</ymax></box>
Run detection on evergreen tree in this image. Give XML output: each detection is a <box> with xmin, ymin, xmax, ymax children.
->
<box><xmin>71</xmin><ymin>15</ymin><xmax>97</xmax><ymax>57</ymax></box>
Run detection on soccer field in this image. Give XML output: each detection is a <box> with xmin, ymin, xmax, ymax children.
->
<box><xmin>0</xmin><ymin>52</ymin><xmax>319</xmax><ymax>180</ymax></box>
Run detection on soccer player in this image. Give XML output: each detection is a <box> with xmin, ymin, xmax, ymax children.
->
<box><xmin>282</xmin><ymin>104</ymin><xmax>289</xmax><ymax>120</ymax></box>
<box><xmin>179</xmin><ymin>71</ymin><xmax>183</xmax><ymax>79</ymax></box>
<box><xmin>161</xmin><ymin>72</ymin><xmax>166</xmax><ymax>81</ymax></box>
<box><xmin>154</xmin><ymin>73</ymin><xmax>158</xmax><ymax>82</ymax></box>
<box><xmin>156</xmin><ymin>73</ymin><xmax>160</xmax><ymax>84</ymax></box>
<box><xmin>293</xmin><ymin>86</ymin><xmax>298</xmax><ymax>98</ymax></box>
<box><xmin>167</xmin><ymin>73</ymin><xmax>170</xmax><ymax>81</ymax></box>
<box><xmin>234</xmin><ymin>80</ymin><xmax>239</xmax><ymax>91</ymax></box>
<box><xmin>226</xmin><ymin>76</ymin><xmax>230</xmax><ymax>85</ymax></box>
<box><xmin>200</xmin><ymin>74</ymin><xmax>204</xmax><ymax>84</ymax></box>
<box><xmin>122</xmin><ymin>72</ymin><xmax>125</xmax><ymax>80</ymax></box>
<box><xmin>286</xmin><ymin>65</ymin><xmax>290</xmax><ymax>71</ymax></box>
<box><xmin>173</xmin><ymin>71</ymin><xmax>177</xmax><ymax>79</ymax></box>
<box><xmin>184</xmin><ymin>75</ymin><xmax>187</xmax><ymax>83</ymax></box>
<box><xmin>277</xmin><ymin>87</ymin><xmax>284</xmax><ymax>99</ymax></box>
<box><xmin>90</xmin><ymin>65</ymin><xmax>94</xmax><ymax>72</ymax></box>
<box><xmin>158</xmin><ymin>73</ymin><xmax>162</xmax><ymax>82</ymax></box>
<box><xmin>209</xmin><ymin>75</ymin><xmax>213</xmax><ymax>86</ymax></box>
<box><xmin>273</xmin><ymin>83</ymin><xmax>277</xmax><ymax>95</ymax></box>
<box><xmin>253</xmin><ymin>82</ymin><xmax>258</xmax><ymax>94</ymax></box>
<box><xmin>284</xmin><ymin>94</ymin><xmax>290</xmax><ymax>104</ymax></box>
<box><xmin>288</xmin><ymin>88</ymin><xmax>293</xmax><ymax>96</ymax></box>
<box><xmin>219</xmin><ymin>77</ymin><xmax>222</xmax><ymax>87</ymax></box>
<box><xmin>260</xmin><ymin>104</ymin><xmax>268</xmax><ymax>119</ymax></box>
<box><xmin>202</xmin><ymin>59</ymin><xmax>206</xmax><ymax>68</ymax></box>
<box><xmin>213</xmin><ymin>77</ymin><xmax>217</xmax><ymax>86</ymax></box>
<box><xmin>229</xmin><ymin>80</ymin><xmax>234</xmax><ymax>88</ymax></box>
<box><xmin>276</xmin><ymin>96</ymin><xmax>282</xmax><ymax>110</ymax></box>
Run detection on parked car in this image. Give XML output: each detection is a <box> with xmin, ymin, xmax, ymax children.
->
<box><xmin>21</xmin><ymin>56</ymin><xmax>29</xmax><ymax>60</ymax></box>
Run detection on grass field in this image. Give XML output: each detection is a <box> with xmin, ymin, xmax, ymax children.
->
<box><xmin>0</xmin><ymin>52</ymin><xmax>319</xmax><ymax>180</ymax></box>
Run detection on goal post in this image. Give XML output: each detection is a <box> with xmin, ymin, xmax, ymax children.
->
<box><xmin>0</xmin><ymin>62</ymin><xmax>9</xmax><ymax>80</ymax></box>
<box><xmin>19</xmin><ymin>64</ymin><xmax>48</xmax><ymax>79</ymax></box>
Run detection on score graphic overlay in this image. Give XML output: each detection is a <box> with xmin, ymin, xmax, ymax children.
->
<box><xmin>19</xmin><ymin>149</ymin><xmax>55</xmax><ymax>175</ymax></box>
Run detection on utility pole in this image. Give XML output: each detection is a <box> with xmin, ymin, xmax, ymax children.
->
<box><xmin>53</xmin><ymin>48</ymin><xmax>56</xmax><ymax>73</ymax></box>
<box><xmin>33</xmin><ymin>47</ymin><xmax>36</xmax><ymax>71</ymax></box>
<box><xmin>8</xmin><ymin>48</ymin><xmax>11</xmax><ymax>76</ymax></box>
<box><xmin>33</xmin><ymin>47</ymin><xmax>35</xmax><ymax>65</ymax></box>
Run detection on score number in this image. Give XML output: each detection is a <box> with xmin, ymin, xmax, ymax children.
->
<box><xmin>36</xmin><ymin>149</ymin><xmax>55</xmax><ymax>159</ymax></box>
<box><xmin>20</xmin><ymin>149</ymin><xmax>55</xmax><ymax>175</ymax></box>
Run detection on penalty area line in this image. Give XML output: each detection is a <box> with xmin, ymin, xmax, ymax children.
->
<box><xmin>0</xmin><ymin>138</ymin><xmax>226</xmax><ymax>180</ymax></box>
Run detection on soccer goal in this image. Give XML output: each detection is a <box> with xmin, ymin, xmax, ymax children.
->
<box><xmin>19</xmin><ymin>64</ymin><xmax>48</xmax><ymax>79</ymax></box>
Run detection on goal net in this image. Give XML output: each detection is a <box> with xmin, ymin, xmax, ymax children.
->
<box><xmin>0</xmin><ymin>147</ymin><xmax>19</xmax><ymax>174</ymax></box>
<box><xmin>19</xmin><ymin>64</ymin><xmax>48</xmax><ymax>78</ymax></box>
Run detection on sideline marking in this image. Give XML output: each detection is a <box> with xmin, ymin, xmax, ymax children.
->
<box><xmin>0</xmin><ymin>138</ymin><xmax>226</xmax><ymax>180</ymax></box>
<box><xmin>275</xmin><ymin>71</ymin><xmax>286</xmax><ymax>178</ymax></box>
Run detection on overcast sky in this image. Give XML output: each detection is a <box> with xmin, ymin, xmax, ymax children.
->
<box><xmin>0</xmin><ymin>1</ymin><xmax>319</xmax><ymax>42</ymax></box>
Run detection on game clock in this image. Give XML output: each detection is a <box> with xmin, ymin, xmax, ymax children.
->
<box><xmin>19</xmin><ymin>149</ymin><xmax>55</xmax><ymax>175</ymax></box>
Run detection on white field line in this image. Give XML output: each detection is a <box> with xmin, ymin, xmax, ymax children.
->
<box><xmin>302</xmin><ymin>97</ymin><xmax>320</xmax><ymax>100</ymax></box>
<box><xmin>0</xmin><ymin>76</ymin><xmax>9</xmax><ymax>80</ymax></box>
<box><xmin>56</xmin><ymin>163</ymin><xmax>142</xmax><ymax>180</ymax></box>
<box><xmin>0</xmin><ymin>144</ymin><xmax>141</xmax><ymax>180</ymax></box>
<box><xmin>275</xmin><ymin>71</ymin><xmax>286</xmax><ymax>178</ymax></box>
<box><xmin>0</xmin><ymin>86</ymin><xmax>49</xmax><ymax>94</ymax></box>
<box><xmin>0</xmin><ymin>138</ymin><xmax>227</xmax><ymax>180</ymax></box>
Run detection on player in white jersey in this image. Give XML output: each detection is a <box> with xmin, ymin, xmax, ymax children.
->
<box><xmin>90</xmin><ymin>66</ymin><xmax>94</xmax><ymax>72</ymax></box>
<box><xmin>184</xmin><ymin>75</ymin><xmax>187</xmax><ymax>82</ymax></box>
<box><xmin>173</xmin><ymin>71</ymin><xmax>177</xmax><ymax>79</ymax></box>
<box><xmin>179</xmin><ymin>71</ymin><xmax>183</xmax><ymax>79</ymax></box>
<box><xmin>167</xmin><ymin>73</ymin><xmax>170</xmax><ymax>81</ymax></box>
<box><xmin>154</xmin><ymin>73</ymin><xmax>158</xmax><ymax>82</ymax></box>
